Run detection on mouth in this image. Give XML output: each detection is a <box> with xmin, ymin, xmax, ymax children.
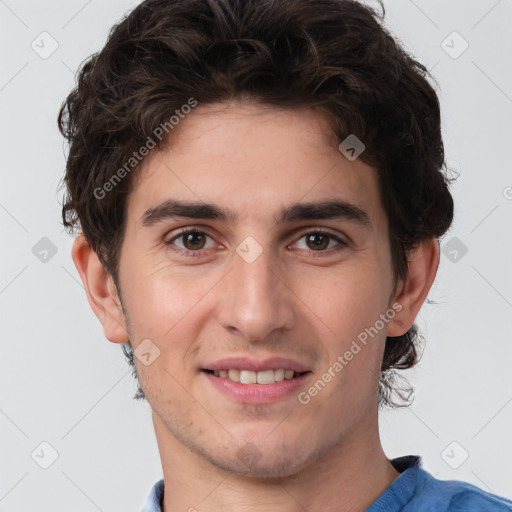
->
<box><xmin>200</xmin><ymin>356</ymin><xmax>313</xmax><ymax>402</ymax></box>
<box><xmin>201</xmin><ymin>368</ymin><xmax>311</xmax><ymax>385</ymax></box>
<box><xmin>201</xmin><ymin>367</ymin><xmax>312</xmax><ymax>403</ymax></box>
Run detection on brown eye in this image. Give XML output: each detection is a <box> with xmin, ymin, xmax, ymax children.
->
<box><xmin>181</xmin><ymin>231</ymin><xmax>207</xmax><ymax>250</ymax></box>
<box><xmin>165</xmin><ymin>229</ymin><xmax>215</xmax><ymax>254</ymax></box>
<box><xmin>292</xmin><ymin>229</ymin><xmax>349</xmax><ymax>255</ymax></box>
<box><xmin>305</xmin><ymin>233</ymin><xmax>330</xmax><ymax>251</ymax></box>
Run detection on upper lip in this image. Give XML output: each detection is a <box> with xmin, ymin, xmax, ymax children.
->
<box><xmin>202</xmin><ymin>356</ymin><xmax>312</xmax><ymax>373</ymax></box>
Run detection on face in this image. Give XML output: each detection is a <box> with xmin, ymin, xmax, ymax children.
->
<box><xmin>114</xmin><ymin>101</ymin><xmax>399</xmax><ymax>477</ymax></box>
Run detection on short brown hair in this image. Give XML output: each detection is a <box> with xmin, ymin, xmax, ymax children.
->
<box><xmin>58</xmin><ymin>0</ymin><xmax>455</xmax><ymax>407</ymax></box>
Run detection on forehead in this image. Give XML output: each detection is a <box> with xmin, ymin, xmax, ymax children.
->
<box><xmin>125</xmin><ymin>100</ymin><xmax>385</xmax><ymax>231</ymax></box>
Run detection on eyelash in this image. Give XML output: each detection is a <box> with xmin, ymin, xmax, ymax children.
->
<box><xmin>164</xmin><ymin>227</ymin><xmax>349</xmax><ymax>258</ymax></box>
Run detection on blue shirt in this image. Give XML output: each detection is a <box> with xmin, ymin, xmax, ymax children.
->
<box><xmin>141</xmin><ymin>455</ymin><xmax>512</xmax><ymax>511</ymax></box>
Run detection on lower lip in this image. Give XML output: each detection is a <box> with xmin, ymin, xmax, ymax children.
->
<box><xmin>202</xmin><ymin>371</ymin><xmax>311</xmax><ymax>403</ymax></box>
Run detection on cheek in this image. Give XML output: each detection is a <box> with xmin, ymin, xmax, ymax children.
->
<box><xmin>122</xmin><ymin>264</ymin><xmax>218</xmax><ymax>392</ymax></box>
<box><xmin>121</xmin><ymin>255</ymin><xmax>219</xmax><ymax>340</ymax></box>
<box><xmin>308</xmin><ymin>261</ymin><xmax>391</xmax><ymax>335</ymax></box>
<box><xmin>303</xmin><ymin>258</ymin><xmax>392</xmax><ymax>397</ymax></box>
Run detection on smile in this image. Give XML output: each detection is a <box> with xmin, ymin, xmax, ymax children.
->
<box><xmin>204</xmin><ymin>368</ymin><xmax>307</xmax><ymax>384</ymax></box>
<box><xmin>202</xmin><ymin>369</ymin><xmax>312</xmax><ymax>403</ymax></box>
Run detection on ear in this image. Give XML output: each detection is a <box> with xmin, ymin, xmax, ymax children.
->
<box><xmin>71</xmin><ymin>234</ymin><xmax>129</xmax><ymax>344</ymax></box>
<box><xmin>387</xmin><ymin>238</ymin><xmax>440</xmax><ymax>337</ymax></box>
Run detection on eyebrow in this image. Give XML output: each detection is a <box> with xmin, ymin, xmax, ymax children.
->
<box><xmin>140</xmin><ymin>198</ymin><xmax>371</xmax><ymax>230</ymax></box>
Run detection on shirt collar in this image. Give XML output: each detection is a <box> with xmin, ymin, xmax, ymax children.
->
<box><xmin>141</xmin><ymin>478</ymin><xmax>164</xmax><ymax>512</ymax></box>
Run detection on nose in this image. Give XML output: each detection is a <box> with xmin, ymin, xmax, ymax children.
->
<box><xmin>216</xmin><ymin>242</ymin><xmax>296</xmax><ymax>342</ymax></box>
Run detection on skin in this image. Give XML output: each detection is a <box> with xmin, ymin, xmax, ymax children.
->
<box><xmin>72</xmin><ymin>100</ymin><xmax>439</xmax><ymax>511</ymax></box>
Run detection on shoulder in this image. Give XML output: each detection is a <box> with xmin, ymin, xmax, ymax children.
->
<box><xmin>371</xmin><ymin>456</ymin><xmax>512</xmax><ymax>512</ymax></box>
<box><xmin>414</xmin><ymin>468</ymin><xmax>512</xmax><ymax>511</ymax></box>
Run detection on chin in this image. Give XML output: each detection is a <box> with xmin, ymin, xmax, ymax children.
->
<box><xmin>198</xmin><ymin>433</ymin><xmax>331</xmax><ymax>480</ymax></box>
<box><xmin>210</xmin><ymin>450</ymin><xmax>311</xmax><ymax>480</ymax></box>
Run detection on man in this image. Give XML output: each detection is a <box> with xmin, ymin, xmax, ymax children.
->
<box><xmin>58</xmin><ymin>0</ymin><xmax>512</xmax><ymax>510</ymax></box>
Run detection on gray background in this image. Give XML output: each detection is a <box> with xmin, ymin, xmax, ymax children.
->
<box><xmin>1</xmin><ymin>0</ymin><xmax>511</xmax><ymax>509</ymax></box>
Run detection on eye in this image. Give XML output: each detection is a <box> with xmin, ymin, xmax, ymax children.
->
<box><xmin>164</xmin><ymin>227</ymin><xmax>348</xmax><ymax>258</ymax></box>
<box><xmin>165</xmin><ymin>228</ymin><xmax>216</xmax><ymax>255</ymax></box>
<box><xmin>292</xmin><ymin>229</ymin><xmax>348</xmax><ymax>254</ymax></box>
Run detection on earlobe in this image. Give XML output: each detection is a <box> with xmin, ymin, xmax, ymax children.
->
<box><xmin>387</xmin><ymin>238</ymin><xmax>440</xmax><ymax>337</ymax></box>
<box><xmin>71</xmin><ymin>234</ymin><xmax>129</xmax><ymax>343</ymax></box>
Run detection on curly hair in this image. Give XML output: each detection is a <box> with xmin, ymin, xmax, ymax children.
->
<box><xmin>58</xmin><ymin>0</ymin><xmax>455</xmax><ymax>408</ymax></box>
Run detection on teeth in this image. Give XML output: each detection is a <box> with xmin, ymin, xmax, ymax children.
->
<box><xmin>240</xmin><ymin>370</ymin><xmax>257</xmax><ymax>384</ymax></box>
<box><xmin>211</xmin><ymin>368</ymin><xmax>299</xmax><ymax>384</ymax></box>
<box><xmin>274</xmin><ymin>369</ymin><xmax>285</xmax><ymax>381</ymax></box>
<box><xmin>257</xmin><ymin>370</ymin><xmax>275</xmax><ymax>384</ymax></box>
<box><xmin>228</xmin><ymin>369</ymin><xmax>240</xmax><ymax>382</ymax></box>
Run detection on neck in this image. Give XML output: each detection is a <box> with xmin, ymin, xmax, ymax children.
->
<box><xmin>154</xmin><ymin>409</ymin><xmax>400</xmax><ymax>512</ymax></box>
